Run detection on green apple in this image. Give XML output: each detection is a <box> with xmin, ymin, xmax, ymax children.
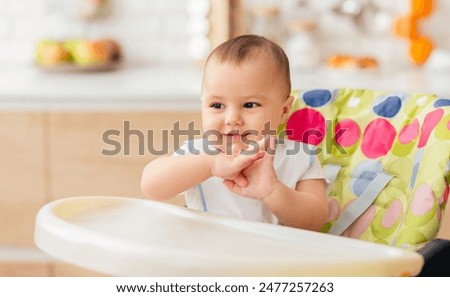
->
<box><xmin>64</xmin><ymin>39</ymin><xmax>108</xmax><ymax>66</ymax></box>
<box><xmin>35</xmin><ymin>39</ymin><xmax>72</xmax><ymax>65</ymax></box>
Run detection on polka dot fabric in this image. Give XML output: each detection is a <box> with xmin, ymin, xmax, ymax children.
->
<box><xmin>280</xmin><ymin>88</ymin><xmax>450</xmax><ymax>249</ymax></box>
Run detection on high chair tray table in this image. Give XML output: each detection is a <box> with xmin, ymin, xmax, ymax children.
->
<box><xmin>34</xmin><ymin>196</ymin><xmax>424</xmax><ymax>276</ymax></box>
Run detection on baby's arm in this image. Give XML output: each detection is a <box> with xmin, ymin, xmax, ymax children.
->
<box><xmin>141</xmin><ymin>154</ymin><xmax>214</xmax><ymax>201</ymax></box>
<box><xmin>141</xmin><ymin>143</ymin><xmax>265</xmax><ymax>201</ymax></box>
<box><xmin>264</xmin><ymin>178</ymin><xmax>328</xmax><ymax>231</ymax></box>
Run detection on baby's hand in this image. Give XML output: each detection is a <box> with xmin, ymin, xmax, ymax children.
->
<box><xmin>223</xmin><ymin>136</ymin><xmax>278</xmax><ymax>199</ymax></box>
<box><xmin>210</xmin><ymin>139</ymin><xmax>265</xmax><ymax>187</ymax></box>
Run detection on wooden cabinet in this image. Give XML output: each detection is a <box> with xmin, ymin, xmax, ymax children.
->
<box><xmin>0</xmin><ymin>262</ymin><xmax>50</xmax><ymax>277</ymax></box>
<box><xmin>0</xmin><ymin>112</ymin><xmax>47</xmax><ymax>247</ymax></box>
<box><xmin>47</xmin><ymin>111</ymin><xmax>201</xmax><ymax>204</ymax></box>
<box><xmin>0</xmin><ymin>110</ymin><xmax>201</xmax><ymax>276</ymax></box>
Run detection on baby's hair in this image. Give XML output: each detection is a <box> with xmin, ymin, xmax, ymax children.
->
<box><xmin>205</xmin><ymin>34</ymin><xmax>291</xmax><ymax>95</ymax></box>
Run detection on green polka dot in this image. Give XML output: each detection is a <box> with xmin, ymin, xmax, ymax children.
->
<box><xmin>334</xmin><ymin>88</ymin><xmax>375</xmax><ymax>118</ymax></box>
<box><xmin>405</xmin><ymin>201</ymin><xmax>437</xmax><ymax>227</ymax></box>
<box><xmin>371</xmin><ymin>207</ymin><xmax>401</xmax><ymax>239</ymax></box>
<box><xmin>403</xmin><ymin>94</ymin><xmax>436</xmax><ymax>119</ymax></box>
<box><xmin>385</xmin><ymin>158</ymin><xmax>413</xmax><ymax>189</ymax></box>
<box><xmin>417</xmin><ymin>143</ymin><xmax>450</xmax><ymax>193</ymax></box>
<box><xmin>396</xmin><ymin>227</ymin><xmax>427</xmax><ymax>246</ymax></box>
<box><xmin>435</xmin><ymin>114</ymin><xmax>450</xmax><ymax>140</ymax></box>
<box><xmin>392</xmin><ymin>139</ymin><xmax>418</xmax><ymax>157</ymax></box>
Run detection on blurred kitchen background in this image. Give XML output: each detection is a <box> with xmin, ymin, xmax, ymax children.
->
<box><xmin>1</xmin><ymin>0</ymin><xmax>449</xmax><ymax>276</ymax></box>
<box><xmin>0</xmin><ymin>0</ymin><xmax>449</xmax><ymax>68</ymax></box>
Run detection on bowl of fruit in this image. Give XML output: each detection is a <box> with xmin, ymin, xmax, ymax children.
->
<box><xmin>35</xmin><ymin>38</ymin><xmax>123</xmax><ymax>72</ymax></box>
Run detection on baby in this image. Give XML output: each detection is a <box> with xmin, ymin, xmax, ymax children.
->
<box><xmin>141</xmin><ymin>35</ymin><xmax>328</xmax><ymax>231</ymax></box>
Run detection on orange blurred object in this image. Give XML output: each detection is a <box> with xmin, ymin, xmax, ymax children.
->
<box><xmin>92</xmin><ymin>39</ymin><xmax>122</xmax><ymax>62</ymax></box>
<box><xmin>328</xmin><ymin>55</ymin><xmax>358</xmax><ymax>68</ymax></box>
<box><xmin>411</xmin><ymin>0</ymin><xmax>434</xmax><ymax>17</ymax></box>
<box><xmin>327</xmin><ymin>55</ymin><xmax>378</xmax><ymax>69</ymax></box>
<box><xmin>410</xmin><ymin>36</ymin><xmax>434</xmax><ymax>65</ymax></box>
<box><xmin>358</xmin><ymin>57</ymin><xmax>378</xmax><ymax>68</ymax></box>
<box><xmin>391</xmin><ymin>0</ymin><xmax>435</xmax><ymax>65</ymax></box>
<box><xmin>393</xmin><ymin>15</ymin><xmax>419</xmax><ymax>39</ymax></box>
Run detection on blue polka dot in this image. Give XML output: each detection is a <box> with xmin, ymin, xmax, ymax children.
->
<box><xmin>373</xmin><ymin>96</ymin><xmax>402</xmax><ymax>118</ymax></box>
<box><xmin>410</xmin><ymin>148</ymin><xmax>423</xmax><ymax>190</ymax></box>
<box><xmin>434</xmin><ymin>99</ymin><xmax>450</xmax><ymax>108</ymax></box>
<box><xmin>353</xmin><ymin>171</ymin><xmax>378</xmax><ymax>196</ymax></box>
<box><xmin>303</xmin><ymin>89</ymin><xmax>332</xmax><ymax>107</ymax></box>
<box><xmin>350</xmin><ymin>160</ymin><xmax>383</xmax><ymax>196</ymax></box>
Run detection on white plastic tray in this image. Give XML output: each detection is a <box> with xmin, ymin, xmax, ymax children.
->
<box><xmin>34</xmin><ymin>196</ymin><xmax>424</xmax><ymax>276</ymax></box>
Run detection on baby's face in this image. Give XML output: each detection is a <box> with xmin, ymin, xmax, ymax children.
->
<box><xmin>201</xmin><ymin>56</ymin><xmax>292</xmax><ymax>148</ymax></box>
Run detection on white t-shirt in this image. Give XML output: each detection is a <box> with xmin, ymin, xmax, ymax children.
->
<box><xmin>174</xmin><ymin>138</ymin><xmax>325</xmax><ymax>224</ymax></box>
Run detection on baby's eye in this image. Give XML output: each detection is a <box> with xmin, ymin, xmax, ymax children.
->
<box><xmin>210</xmin><ymin>103</ymin><xmax>224</xmax><ymax>109</ymax></box>
<box><xmin>243</xmin><ymin>102</ymin><xmax>260</xmax><ymax>108</ymax></box>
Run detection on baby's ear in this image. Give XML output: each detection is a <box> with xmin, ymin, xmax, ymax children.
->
<box><xmin>281</xmin><ymin>96</ymin><xmax>294</xmax><ymax>120</ymax></box>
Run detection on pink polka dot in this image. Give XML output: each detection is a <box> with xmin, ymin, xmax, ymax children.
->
<box><xmin>418</xmin><ymin>109</ymin><xmax>444</xmax><ymax>148</ymax></box>
<box><xmin>410</xmin><ymin>183</ymin><xmax>435</xmax><ymax>216</ymax></box>
<box><xmin>447</xmin><ymin>120</ymin><xmax>450</xmax><ymax>130</ymax></box>
<box><xmin>381</xmin><ymin>199</ymin><xmax>402</xmax><ymax>228</ymax></box>
<box><xmin>327</xmin><ymin>198</ymin><xmax>340</xmax><ymax>222</ymax></box>
<box><xmin>442</xmin><ymin>184</ymin><xmax>449</xmax><ymax>204</ymax></box>
<box><xmin>398</xmin><ymin>119</ymin><xmax>419</xmax><ymax>144</ymax></box>
<box><xmin>361</xmin><ymin>118</ymin><xmax>396</xmax><ymax>159</ymax></box>
<box><xmin>335</xmin><ymin>119</ymin><xmax>361</xmax><ymax>147</ymax></box>
<box><xmin>342</xmin><ymin>204</ymin><xmax>376</xmax><ymax>238</ymax></box>
<box><xmin>286</xmin><ymin>108</ymin><xmax>325</xmax><ymax>145</ymax></box>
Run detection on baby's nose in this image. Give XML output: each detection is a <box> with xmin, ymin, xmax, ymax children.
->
<box><xmin>225</xmin><ymin>109</ymin><xmax>243</xmax><ymax>126</ymax></box>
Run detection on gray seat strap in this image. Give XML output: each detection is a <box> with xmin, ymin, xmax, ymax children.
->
<box><xmin>328</xmin><ymin>171</ymin><xmax>393</xmax><ymax>236</ymax></box>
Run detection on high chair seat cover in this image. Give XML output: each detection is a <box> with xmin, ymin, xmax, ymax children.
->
<box><xmin>34</xmin><ymin>196</ymin><xmax>424</xmax><ymax>276</ymax></box>
<box><xmin>280</xmin><ymin>88</ymin><xmax>450</xmax><ymax>248</ymax></box>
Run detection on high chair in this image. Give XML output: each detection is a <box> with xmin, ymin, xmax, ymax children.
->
<box><xmin>34</xmin><ymin>87</ymin><xmax>449</xmax><ymax>276</ymax></box>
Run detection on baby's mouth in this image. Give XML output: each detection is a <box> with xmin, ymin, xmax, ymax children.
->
<box><xmin>223</xmin><ymin>132</ymin><xmax>249</xmax><ymax>141</ymax></box>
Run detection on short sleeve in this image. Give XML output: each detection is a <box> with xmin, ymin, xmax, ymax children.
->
<box><xmin>301</xmin><ymin>154</ymin><xmax>326</xmax><ymax>181</ymax></box>
<box><xmin>173</xmin><ymin>140</ymin><xmax>202</xmax><ymax>156</ymax></box>
<box><xmin>173</xmin><ymin>141</ymin><xmax>189</xmax><ymax>156</ymax></box>
<box><xmin>172</xmin><ymin>139</ymin><xmax>211</xmax><ymax>156</ymax></box>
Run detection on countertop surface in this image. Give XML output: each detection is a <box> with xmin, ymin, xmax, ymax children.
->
<box><xmin>1</xmin><ymin>62</ymin><xmax>449</xmax><ymax>111</ymax></box>
<box><xmin>0</xmin><ymin>62</ymin><xmax>204</xmax><ymax>111</ymax></box>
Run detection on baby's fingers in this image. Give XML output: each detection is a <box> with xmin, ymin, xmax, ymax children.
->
<box><xmin>236</xmin><ymin>150</ymin><xmax>265</xmax><ymax>168</ymax></box>
<box><xmin>231</xmin><ymin>142</ymin><xmax>242</xmax><ymax>156</ymax></box>
<box><xmin>232</xmin><ymin>173</ymin><xmax>248</xmax><ymax>187</ymax></box>
<box><xmin>223</xmin><ymin>179</ymin><xmax>236</xmax><ymax>192</ymax></box>
<box><xmin>223</xmin><ymin>179</ymin><xmax>244</xmax><ymax>196</ymax></box>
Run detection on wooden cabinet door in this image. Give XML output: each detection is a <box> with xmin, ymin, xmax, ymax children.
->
<box><xmin>0</xmin><ymin>112</ymin><xmax>47</xmax><ymax>246</ymax></box>
<box><xmin>48</xmin><ymin>111</ymin><xmax>202</xmax><ymax>205</ymax></box>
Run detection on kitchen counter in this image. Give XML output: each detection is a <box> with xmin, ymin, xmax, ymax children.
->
<box><xmin>295</xmin><ymin>67</ymin><xmax>450</xmax><ymax>99</ymax></box>
<box><xmin>1</xmin><ymin>62</ymin><xmax>449</xmax><ymax>111</ymax></box>
<box><xmin>0</xmin><ymin>62</ymin><xmax>204</xmax><ymax>111</ymax></box>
